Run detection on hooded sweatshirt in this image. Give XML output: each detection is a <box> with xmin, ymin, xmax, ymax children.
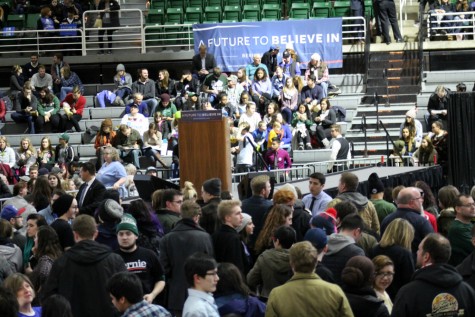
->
<box><xmin>337</xmin><ymin>191</ymin><xmax>380</xmax><ymax>234</ymax></box>
<box><xmin>0</xmin><ymin>238</ymin><xmax>23</xmax><ymax>273</ymax></box>
<box><xmin>247</xmin><ymin>248</ymin><xmax>292</xmax><ymax>298</ymax></box>
<box><xmin>41</xmin><ymin>239</ymin><xmax>126</xmax><ymax>317</ymax></box>
<box><xmin>321</xmin><ymin>233</ymin><xmax>365</xmax><ymax>285</ymax></box>
<box><xmin>392</xmin><ymin>263</ymin><xmax>475</xmax><ymax>317</ymax></box>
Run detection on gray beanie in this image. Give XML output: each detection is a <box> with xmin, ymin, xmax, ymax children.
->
<box><xmin>236</xmin><ymin>213</ymin><xmax>252</xmax><ymax>233</ymax></box>
<box><xmin>116</xmin><ymin>64</ymin><xmax>125</xmax><ymax>72</ymax></box>
<box><xmin>99</xmin><ymin>199</ymin><xmax>124</xmax><ymax>223</ymax></box>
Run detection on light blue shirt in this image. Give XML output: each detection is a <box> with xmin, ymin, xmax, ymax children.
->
<box><xmin>183</xmin><ymin>289</ymin><xmax>220</xmax><ymax>317</ymax></box>
<box><xmin>302</xmin><ymin>191</ymin><xmax>333</xmax><ymax>217</ymax></box>
<box><xmin>38</xmin><ymin>205</ymin><xmax>57</xmax><ymax>225</ymax></box>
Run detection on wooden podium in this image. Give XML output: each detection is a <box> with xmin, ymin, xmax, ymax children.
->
<box><xmin>178</xmin><ymin>110</ymin><xmax>231</xmax><ymax>196</ymax></box>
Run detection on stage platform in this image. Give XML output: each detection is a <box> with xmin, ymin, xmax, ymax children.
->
<box><xmin>275</xmin><ymin>165</ymin><xmax>444</xmax><ymax>198</ymax></box>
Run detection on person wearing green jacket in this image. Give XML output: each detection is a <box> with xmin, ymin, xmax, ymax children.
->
<box><xmin>35</xmin><ymin>87</ymin><xmax>61</xmax><ymax>133</ymax></box>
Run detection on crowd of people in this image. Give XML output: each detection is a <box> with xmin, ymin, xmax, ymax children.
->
<box><xmin>0</xmin><ymin>169</ymin><xmax>474</xmax><ymax>317</ymax></box>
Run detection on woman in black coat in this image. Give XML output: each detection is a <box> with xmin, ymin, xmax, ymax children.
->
<box><xmin>97</xmin><ymin>0</ymin><xmax>120</xmax><ymax>54</ymax></box>
<box><xmin>342</xmin><ymin>256</ymin><xmax>389</xmax><ymax>317</ymax></box>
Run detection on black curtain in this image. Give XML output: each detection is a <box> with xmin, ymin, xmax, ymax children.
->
<box><xmin>447</xmin><ymin>92</ymin><xmax>475</xmax><ymax>193</ymax></box>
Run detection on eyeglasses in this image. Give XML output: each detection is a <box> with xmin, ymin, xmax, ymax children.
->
<box><xmin>376</xmin><ymin>272</ymin><xmax>394</xmax><ymax>278</ymax></box>
<box><xmin>205</xmin><ymin>271</ymin><xmax>218</xmax><ymax>277</ymax></box>
<box><xmin>460</xmin><ymin>203</ymin><xmax>475</xmax><ymax>208</ymax></box>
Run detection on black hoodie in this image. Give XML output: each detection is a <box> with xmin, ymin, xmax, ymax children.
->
<box><xmin>42</xmin><ymin>239</ymin><xmax>126</xmax><ymax>317</ymax></box>
<box><xmin>392</xmin><ymin>263</ymin><xmax>475</xmax><ymax>317</ymax></box>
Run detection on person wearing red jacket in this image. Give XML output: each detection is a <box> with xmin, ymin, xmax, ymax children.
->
<box><xmin>60</xmin><ymin>85</ymin><xmax>85</xmax><ymax>132</ymax></box>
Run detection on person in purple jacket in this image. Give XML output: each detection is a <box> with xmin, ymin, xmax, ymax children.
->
<box><xmin>264</xmin><ymin>137</ymin><xmax>292</xmax><ymax>170</ymax></box>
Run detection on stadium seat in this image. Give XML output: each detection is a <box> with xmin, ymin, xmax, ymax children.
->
<box><xmin>187</xmin><ymin>0</ymin><xmax>205</xmax><ymax>9</ymax></box>
<box><xmin>147</xmin><ymin>8</ymin><xmax>165</xmax><ymax>24</ymax></box>
<box><xmin>224</xmin><ymin>0</ymin><xmax>241</xmax><ymax>6</ymax></box>
<box><xmin>150</xmin><ymin>0</ymin><xmax>165</xmax><ymax>9</ymax></box>
<box><xmin>163</xmin><ymin>22</ymin><xmax>185</xmax><ymax>46</ymax></box>
<box><xmin>204</xmin><ymin>6</ymin><xmax>222</xmax><ymax>22</ymax></box>
<box><xmin>185</xmin><ymin>6</ymin><xmax>203</xmax><ymax>23</ymax></box>
<box><xmin>364</xmin><ymin>0</ymin><xmax>373</xmax><ymax>18</ymax></box>
<box><xmin>312</xmin><ymin>2</ymin><xmax>331</xmax><ymax>19</ymax></box>
<box><xmin>261</xmin><ymin>0</ymin><xmax>281</xmax><ymax>4</ymax></box>
<box><xmin>7</xmin><ymin>14</ymin><xmax>25</xmax><ymax>29</ymax></box>
<box><xmin>262</xmin><ymin>3</ymin><xmax>281</xmax><ymax>20</ymax></box>
<box><xmin>223</xmin><ymin>5</ymin><xmax>241</xmax><ymax>21</ymax></box>
<box><xmin>207</xmin><ymin>0</ymin><xmax>223</xmax><ymax>6</ymax></box>
<box><xmin>333</xmin><ymin>1</ymin><xmax>351</xmax><ymax>17</ymax></box>
<box><xmin>289</xmin><ymin>2</ymin><xmax>309</xmax><ymax>20</ymax></box>
<box><xmin>242</xmin><ymin>0</ymin><xmax>261</xmax><ymax>5</ymax></box>
<box><xmin>168</xmin><ymin>0</ymin><xmax>185</xmax><ymax>9</ymax></box>
<box><xmin>166</xmin><ymin>7</ymin><xmax>184</xmax><ymax>24</ymax></box>
<box><xmin>243</xmin><ymin>4</ymin><xmax>260</xmax><ymax>21</ymax></box>
<box><xmin>26</xmin><ymin>14</ymin><xmax>40</xmax><ymax>30</ymax></box>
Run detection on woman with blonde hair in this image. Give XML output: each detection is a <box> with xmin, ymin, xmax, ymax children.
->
<box><xmin>254</xmin><ymin>202</ymin><xmax>293</xmax><ymax>256</ymax></box>
<box><xmin>280</xmin><ymin>77</ymin><xmax>298</xmax><ymax>123</ymax></box>
<box><xmin>15</xmin><ymin>137</ymin><xmax>37</xmax><ymax>176</ymax></box>
<box><xmin>369</xmin><ymin>218</ymin><xmax>415</xmax><ymax>299</ymax></box>
<box><xmin>182</xmin><ymin>181</ymin><xmax>197</xmax><ymax>202</ymax></box>
<box><xmin>96</xmin><ymin>146</ymin><xmax>127</xmax><ymax>197</ymax></box>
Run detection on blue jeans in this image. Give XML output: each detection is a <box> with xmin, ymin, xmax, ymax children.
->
<box><xmin>120</xmin><ymin>149</ymin><xmax>141</xmax><ymax>169</ymax></box>
<box><xmin>144</xmin><ymin>98</ymin><xmax>158</xmax><ymax>114</ymax></box>
<box><xmin>116</xmin><ymin>87</ymin><xmax>132</xmax><ymax>99</ymax></box>
<box><xmin>11</xmin><ymin>112</ymin><xmax>35</xmax><ymax>134</ymax></box>
<box><xmin>60</xmin><ymin>87</ymin><xmax>73</xmax><ymax>101</ymax></box>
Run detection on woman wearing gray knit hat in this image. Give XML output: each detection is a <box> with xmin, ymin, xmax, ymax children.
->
<box><xmin>50</xmin><ymin>194</ymin><xmax>77</xmax><ymax>250</ymax></box>
<box><xmin>95</xmin><ymin>199</ymin><xmax>125</xmax><ymax>250</ymax></box>
<box><xmin>237</xmin><ymin>213</ymin><xmax>255</xmax><ymax>275</ymax></box>
<box><xmin>113</xmin><ymin>63</ymin><xmax>132</xmax><ymax>106</ymax></box>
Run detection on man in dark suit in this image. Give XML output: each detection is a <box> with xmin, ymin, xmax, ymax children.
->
<box><xmin>77</xmin><ymin>162</ymin><xmax>106</xmax><ymax>216</ymax></box>
<box><xmin>191</xmin><ymin>44</ymin><xmax>217</xmax><ymax>82</ymax></box>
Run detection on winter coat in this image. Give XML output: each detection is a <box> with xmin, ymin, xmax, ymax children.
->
<box><xmin>291</xmin><ymin>200</ymin><xmax>311</xmax><ymax>242</ymax></box>
<box><xmin>392</xmin><ymin>263</ymin><xmax>475</xmax><ymax>317</ymax></box>
<box><xmin>41</xmin><ymin>239</ymin><xmax>126</xmax><ymax>317</ymax></box>
<box><xmin>0</xmin><ymin>240</ymin><xmax>23</xmax><ymax>272</ymax></box>
<box><xmin>266</xmin><ymin>272</ymin><xmax>354</xmax><ymax>317</ymax></box>
<box><xmin>381</xmin><ymin>207</ymin><xmax>434</xmax><ymax>257</ymax></box>
<box><xmin>159</xmin><ymin>218</ymin><xmax>214</xmax><ymax>311</ymax></box>
<box><xmin>343</xmin><ymin>285</ymin><xmax>389</xmax><ymax>317</ymax></box>
<box><xmin>369</xmin><ymin>244</ymin><xmax>415</xmax><ymax>300</ymax></box>
<box><xmin>246</xmin><ymin>248</ymin><xmax>292</xmax><ymax>298</ymax></box>
<box><xmin>336</xmin><ymin>191</ymin><xmax>380</xmax><ymax>235</ymax></box>
<box><xmin>456</xmin><ymin>251</ymin><xmax>475</xmax><ymax>291</ymax></box>
<box><xmin>321</xmin><ymin>233</ymin><xmax>365</xmax><ymax>285</ymax></box>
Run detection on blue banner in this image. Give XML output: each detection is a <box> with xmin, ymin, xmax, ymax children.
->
<box><xmin>193</xmin><ymin>19</ymin><xmax>343</xmax><ymax>72</ymax></box>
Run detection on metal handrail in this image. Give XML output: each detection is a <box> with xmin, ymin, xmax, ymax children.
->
<box><xmin>0</xmin><ymin>14</ymin><xmax>367</xmax><ymax>56</ymax></box>
<box><xmin>426</xmin><ymin>11</ymin><xmax>475</xmax><ymax>38</ymax></box>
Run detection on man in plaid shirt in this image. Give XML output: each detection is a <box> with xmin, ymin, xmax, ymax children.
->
<box><xmin>107</xmin><ymin>272</ymin><xmax>171</xmax><ymax>317</ymax></box>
